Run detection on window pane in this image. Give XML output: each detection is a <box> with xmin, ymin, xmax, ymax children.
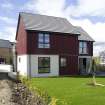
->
<box><xmin>39</xmin><ymin>33</ymin><xmax>44</xmax><ymax>42</ymax></box>
<box><xmin>38</xmin><ymin>57</ymin><xmax>50</xmax><ymax>68</ymax></box>
<box><xmin>38</xmin><ymin>33</ymin><xmax>50</xmax><ymax>48</ymax></box>
<box><xmin>83</xmin><ymin>48</ymin><xmax>87</xmax><ymax>54</ymax></box>
<box><xmin>38</xmin><ymin>44</ymin><xmax>44</xmax><ymax>48</ymax></box>
<box><xmin>38</xmin><ymin>57</ymin><xmax>50</xmax><ymax>73</ymax></box>
<box><xmin>83</xmin><ymin>42</ymin><xmax>87</xmax><ymax>48</ymax></box>
<box><xmin>44</xmin><ymin>44</ymin><xmax>50</xmax><ymax>48</ymax></box>
<box><xmin>38</xmin><ymin>68</ymin><xmax>50</xmax><ymax>73</ymax></box>
<box><xmin>43</xmin><ymin>57</ymin><xmax>50</xmax><ymax>67</ymax></box>
<box><xmin>60</xmin><ymin>58</ymin><xmax>67</xmax><ymax>67</ymax></box>
<box><xmin>79</xmin><ymin>42</ymin><xmax>83</xmax><ymax>48</ymax></box>
<box><xmin>45</xmin><ymin>34</ymin><xmax>49</xmax><ymax>43</ymax></box>
<box><xmin>79</xmin><ymin>42</ymin><xmax>87</xmax><ymax>54</ymax></box>
<box><xmin>79</xmin><ymin>48</ymin><xmax>83</xmax><ymax>54</ymax></box>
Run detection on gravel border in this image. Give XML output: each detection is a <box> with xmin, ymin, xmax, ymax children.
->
<box><xmin>12</xmin><ymin>82</ymin><xmax>46</xmax><ymax>105</ymax></box>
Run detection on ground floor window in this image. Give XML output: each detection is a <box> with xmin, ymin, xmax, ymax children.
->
<box><xmin>0</xmin><ymin>58</ymin><xmax>6</xmax><ymax>64</ymax></box>
<box><xmin>38</xmin><ymin>57</ymin><xmax>50</xmax><ymax>73</ymax></box>
<box><xmin>60</xmin><ymin>57</ymin><xmax>67</xmax><ymax>67</ymax></box>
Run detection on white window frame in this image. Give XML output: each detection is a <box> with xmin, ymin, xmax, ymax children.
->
<box><xmin>38</xmin><ymin>33</ymin><xmax>50</xmax><ymax>48</ymax></box>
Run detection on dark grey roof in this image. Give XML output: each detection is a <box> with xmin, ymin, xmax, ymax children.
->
<box><xmin>20</xmin><ymin>12</ymin><xmax>77</xmax><ymax>34</ymax></box>
<box><xmin>0</xmin><ymin>39</ymin><xmax>12</xmax><ymax>48</ymax></box>
<box><xmin>19</xmin><ymin>12</ymin><xmax>94</xmax><ymax>41</ymax></box>
<box><xmin>74</xmin><ymin>26</ymin><xmax>94</xmax><ymax>41</ymax></box>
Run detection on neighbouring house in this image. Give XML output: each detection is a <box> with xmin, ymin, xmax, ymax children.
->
<box><xmin>0</xmin><ymin>39</ymin><xmax>13</xmax><ymax>64</ymax></box>
<box><xmin>16</xmin><ymin>12</ymin><xmax>94</xmax><ymax>77</ymax></box>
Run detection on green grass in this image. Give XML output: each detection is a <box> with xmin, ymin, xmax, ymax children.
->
<box><xmin>28</xmin><ymin>77</ymin><xmax>105</xmax><ymax>105</ymax></box>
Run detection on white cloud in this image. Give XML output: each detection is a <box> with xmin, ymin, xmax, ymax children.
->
<box><xmin>35</xmin><ymin>0</ymin><xmax>65</xmax><ymax>17</ymax></box>
<box><xmin>0</xmin><ymin>16</ymin><xmax>16</xmax><ymax>25</ymax></box>
<box><xmin>23</xmin><ymin>0</ymin><xmax>105</xmax><ymax>17</ymax></box>
<box><xmin>23</xmin><ymin>0</ymin><xmax>66</xmax><ymax>17</ymax></box>
<box><xmin>69</xmin><ymin>18</ymin><xmax>105</xmax><ymax>42</ymax></box>
<box><xmin>0</xmin><ymin>26</ymin><xmax>16</xmax><ymax>41</ymax></box>
<box><xmin>0</xmin><ymin>32</ymin><xmax>3</xmax><ymax>38</ymax></box>
<box><xmin>93</xmin><ymin>42</ymin><xmax>105</xmax><ymax>56</ymax></box>
<box><xmin>66</xmin><ymin>0</ymin><xmax>105</xmax><ymax>17</ymax></box>
<box><xmin>0</xmin><ymin>31</ymin><xmax>10</xmax><ymax>40</ymax></box>
<box><xmin>1</xmin><ymin>2</ymin><xmax>14</xmax><ymax>10</ymax></box>
<box><xmin>22</xmin><ymin>0</ymin><xmax>37</xmax><ymax>11</ymax></box>
<box><xmin>0</xmin><ymin>15</ymin><xmax>17</xmax><ymax>41</ymax></box>
<box><xmin>93</xmin><ymin>45</ymin><xmax>102</xmax><ymax>56</ymax></box>
<box><xmin>5</xmin><ymin>26</ymin><xmax>16</xmax><ymax>41</ymax></box>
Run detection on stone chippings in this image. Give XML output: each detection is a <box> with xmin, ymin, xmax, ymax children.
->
<box><xmin>12</xmin><ymin>82</ymin><xmax>45</xmax><ymax>105</ymax></box>
<box><xmin>0</xmin><ymin>79</ymin><xmax>16</xmax><ymax>105</ymax></box>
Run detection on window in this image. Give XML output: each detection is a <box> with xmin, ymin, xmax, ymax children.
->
<box><xmin>60</xmin><ymin>57</ymin><xmax>67</xmax><ymax>67</ymax></box>
<box><xmin>0</xmin><ymin>58</ymin><xmax>6</xmax><ymax>64</ymax></box>
<box><xmin>38</xmin><ymin>33</ymin><xmax>50</xmax><ymax>48</ymax></box>
<box><xmin>38</xmin><ymin>57</ymin><xmax>50</xmax><ymax>73</ymax></box>
<box><xmin>79</xmin><ymin>42</ymin><xmax>87</xmax><ymax>54</ymax></box>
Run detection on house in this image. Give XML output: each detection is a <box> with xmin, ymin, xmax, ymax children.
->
<box><xmin>16</xmin><ymin>12</ymin><xmax>94</xmax><ymax>77</ymax></box>
<box><xmin>0</xmin><ymin>39</ymin><xmax>13</xmax><ymax>64</ymax></box>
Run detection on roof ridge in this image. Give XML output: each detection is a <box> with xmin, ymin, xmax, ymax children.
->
<box><xmin>20</xmin><ymin>12</ymin><xmax>67</xmax><ymax>20</ymax></box>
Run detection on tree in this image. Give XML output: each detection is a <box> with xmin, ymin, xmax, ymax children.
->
<box><xmin>91</xmin><ymin>58</ymin><xmax>105</xmax><ymax>87</ymax></box>
<box><xmin>99</xmin><ymin>50</ymin><xmax>105</xmax><ymax>64</ymax></box>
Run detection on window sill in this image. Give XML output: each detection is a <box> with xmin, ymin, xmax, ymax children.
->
<box><xmin>38</xmin><ymin>48</ymin><xmax>50</xmax><ymax>49</ymax></box>
<box><xmin>79</xmin><ymin>53</ymin><xmax>88</xmax><ymax>55</ymax></box>
<box><xmin>38</xmin><ymin>72</ymin><xmax>50</xmax><ymax>74</ymax></box>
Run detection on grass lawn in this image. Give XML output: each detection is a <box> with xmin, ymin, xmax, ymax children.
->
<box><xmin>28</xmin><ymin>77</ymin><xmax>105</xmax><ymax>105</ymax></box>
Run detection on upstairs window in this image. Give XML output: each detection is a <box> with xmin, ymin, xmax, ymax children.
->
<box><xmin>38</xmin><ymin>33</ymin><xmax>50</xmax><ymax>48</ymax></box>
<box><xmin>79</xmin><ymin>42</ymin><xmax>87</xmax><ymax>54</ymax></box>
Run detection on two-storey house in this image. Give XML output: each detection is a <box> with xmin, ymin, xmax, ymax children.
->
<box><xmin>16</xmin><ymin>12</ymin><xmax>94</xmax><ymax>77</ymax></box>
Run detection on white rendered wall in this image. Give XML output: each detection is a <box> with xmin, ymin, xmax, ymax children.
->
<box><xmin>30</xmin><ymin>55</ymin><xmax>59</xmax><ymax>77</ymax></box>
<box><xmin>17</xmin><ymin>55</ymin><xmax>29</xmax><ymax>76</ymax></box>
<box><xmin>17</xmin><ymin>54</ymin><xmax>59</xmax><ymax>77</ymax></box>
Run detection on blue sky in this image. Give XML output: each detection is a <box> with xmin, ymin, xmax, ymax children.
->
<box><xmin>0</xmin><ymin>0</ymin><xmax>105</xmax><ymax>56</ymax></box>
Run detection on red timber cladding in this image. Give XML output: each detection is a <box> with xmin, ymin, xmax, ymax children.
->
<box><xmin>59</xmin><ymin>55</ymin><xmax>78</xmax><ymax>75</ymax></box>
<box><xmin>27</xmin><ymin>31</ymin><xmax>79</xmax><ymax>75</ymax></box>
<box><xmin>27</xmin><ymin>31</ymin><xmax>78</xmax><ymax>55</ymax></box>
<box><xmin>87</xmin><ymin>41</ymin><xmax>93</xmax><ymax>56</ymax></box>
<box><xmin>79</xmin><ymin>41</ymin><xmax>93</xmax><ymax>56</ymax></box>
<box><xmin>16</xmin><ymin>17</ymin><xmax>27</xmax><ymax>55</ymax></box>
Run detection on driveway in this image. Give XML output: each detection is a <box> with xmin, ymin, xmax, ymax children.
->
<box><xmin>0</xmin><ymin>73</ymin><xmax>8</xmax><ymax>80</ymax></box>
<box><xmin>0</xmin><ymin>73</ymin><xmax>17</xmax><ymax>105</ymax></box>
